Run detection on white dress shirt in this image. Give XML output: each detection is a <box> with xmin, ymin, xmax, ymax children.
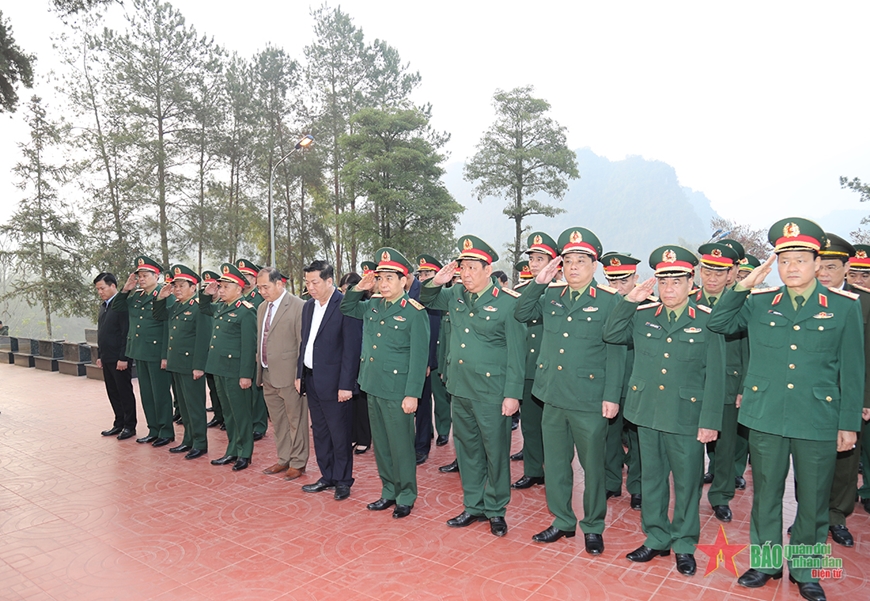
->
<box><xmin>260</xmin><ymin>289</ymin><xmax>287</xmax><ymax>368</ymax></box>
<box><xmin>303</xmin><ymin>288</ymin><xmax>335</xmax><ymax>369</ymax></box>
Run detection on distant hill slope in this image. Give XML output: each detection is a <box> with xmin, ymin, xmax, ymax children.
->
<box><xmin>445</xmin><ymin>147</ymin><xmax>721</xmax><ymax>276</ymax></box>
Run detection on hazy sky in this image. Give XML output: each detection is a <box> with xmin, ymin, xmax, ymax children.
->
<box><xmin>3</xmin><ymin>1</ymin><xmax>870</xmax><ymax>232</ymax></box>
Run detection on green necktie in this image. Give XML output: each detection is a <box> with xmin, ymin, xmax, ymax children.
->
<box><xmin>709</xmin><ymin>297</ymin><xmax>717</xmax><ymax>307</ymax></box>
<box><xmin>669</xmin><ymin>310</ymin><xmax>676</xmax><ymax>324</ymax></box>
<box><xmin>573</xmin><ymin>290</ymin><xmax>580</xmax><ymax>302</ymax></box>
<box><xmin>470</xmin><ymin>293</ymin><xmax>478</xmax><ymax>304</ymax></box>
<box><xmin>795</xmin><ymin>295</ymin><xmax>805</xmax><ymax>310</ymax></box>
<box><xmin>385</xmin><ymin>300</ymin><xmax>392</xmax><ymax>309</ymax></box>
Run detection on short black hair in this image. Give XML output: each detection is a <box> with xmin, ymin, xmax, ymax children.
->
<box><xmin>458</xmin><ymin>258</ymin><xmax>488</xmax><ymax>269</ymax></box>
<box><xmin>820</xmin><ymin>255</ymin><xmax>847</xmax><ymax>266</ymax></box>
<box><xmin>93</xmin><ymin>272</ymin><xmax>118</xmax><ymax>287</ymax></box>
<box><xmin>303</xmin><ymin>260</ymin><xmax>335</xmax><ymax>282</ymax></box>
<box><xmin>339</xmin><ymin>272</ymin><xmax>361</xmax><ymax>289</ymax></box>
<box><xmin>258</xmin><ymin>267</ymin><xmax>283</xmax><ymax>284</ymax></box>
<box><xmin>492</xmin><ymin>270</ymin><xmax>508</xmax><ymax>285</ymax></box>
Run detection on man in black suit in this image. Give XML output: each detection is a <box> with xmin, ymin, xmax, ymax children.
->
<box><xmin>297</xmin><ymin>260</ymin><xmax>363</xmax><ymax>500</ymax></box>
<box><xmin>94</xmin><ymin>272</ymin><xmax>137</xmax><ymax>440</ymax></box>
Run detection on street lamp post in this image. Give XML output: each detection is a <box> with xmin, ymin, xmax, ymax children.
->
<box><xmin>268</xmin><ymin>134</ymin><xmax>314</xmax><ymax>266</ymax></box>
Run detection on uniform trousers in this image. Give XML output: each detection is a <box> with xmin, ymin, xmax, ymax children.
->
<box><xmin>431</xmin><ymin>372</ymin><xmax>451</xmax><ymax>437</ymax></box>
<box><xmin>305</xmin><ymin>371</ymin><xmax>354</xmax><ymax>487</ymax></box>
<box><xmin>637</xmin><ymin>426</ymin><xmax>705</xmax><ymax>554</ymax></box>
<box><xmin>368</xmin><ymin>394</ymin><xmax>417</xmax><ymax>506</ymax></box>
<box><xmin>351</xmin><ymin>391</ymin><xmax>371</xmax><ymax>448</ymax></box>
<box><xmin>859</xmin><ymin>419</ymin><xmax>870</xmax><ymax>501</ymax></box>
<box><xmin>102</xmin><ymin>359</ymin><xmax>137</xmax><ymax>431</ymax></box>
<box><xmin>262</xmin><ymin>368</ymin><xmax>309</xmax><ymax>469</ymax></box>
<box><xmin>136</xmin><ymin>359</ymin><xmax>174</xmax><ymax>438</ymax></box>
<box><xmin>605</xmin><ymin>397</ymin><xmax>641</xmax><ymax>495</ymax></box>
<box><xmin>829</xmin><ymin>432</ymin><xmax>861</xmax><ymax>526</ymax></box>
<box><xmin>708</xmin><ymin>403</ymin><xmax>739</xmax><ymax>507</ymax></box>
<box><xmin>542</xmin><ymin>404</ymin><xmax>607</xmax><ymax>533</ymax></box>
<box><xmin>749</xmin><ymin>429</ymin><xmax>836</xmax><ymax>583</ymax></box>
<box><xmin>252</xmin><ymin>386</ymin><xmax>268</xmax><ymax>435</ymax></box>
<box><xmin>414</xmin><ymin>375</ymin><xmax>433</xmax><ymax>456</ymax></box>
<box><xmin>520</xmin><ymin>379</ymin><xmax>545</xmax><ymax>479</ymax></box>
<box><xmin>206</xmin><ymin>373</ymin><xmax>224</xmax><ymax>422</ymax></box>
<box><xmin>452</xmin><ymin>395</ymin><xmax>511</xmax><ymax>518</ymax></box>
<box><xmin>171</xmin><ymin>371</ymin><xmax>207</xmax><ymax>450</ymax></box>
<box><xmin>214</xmin><ymin>375</ymin><xmax>253</xmax><ymax>459</ymax></box>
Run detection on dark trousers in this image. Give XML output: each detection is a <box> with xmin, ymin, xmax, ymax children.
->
<box><xmin>102</xmin><ymin>359</ymin><xmax>136</xmax><ymax>430</ymax></box>
<box><xmin>351</xmin><ymin>391</ymin><xmax>371</xmax><ymax>448</ymax></box>
<box><xmin>305</xmin><ymin>371</ymin><xmax>354</xmax><ymax>487</ymax></box>
<box><xmin>414</xmin><ymin>374</ymin><xmax>433</xmax><ymax>456</ymax></box>
<box><xmin>206</xmin><ymin>373</ymin><xmax>223</xmax><ymax>422</ymax></box>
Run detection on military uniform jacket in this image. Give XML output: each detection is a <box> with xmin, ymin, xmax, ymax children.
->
<box><xmin>708</xmin><ymin>284</ymin><xmax>864</xmax><ymax>441</ymax></box>
<box><xmin>246</xmin><ymin>288</ymin><xmax>264</xmax><ymax>308</ymax></box>
<box><xmin>604</xmin><ymin>297</ymin><xmax>726</xmax><ymax>435</ymax></box>
<box><xmin>435</xmin><ymin>309</ymin><xmax>451</xmax><ymax>377</ymax></box>
<box><xmin>697</xmin><ymin>289</ymin><xmax>749</xmax><ymax>403</ymax></box>
<box><xmin>514</xmin><ymin>280</ymin><xmax>544</xmax><ymax>380</ymax></box>
<box><xmin>200</xmin><ymin>292</ymin><xmax>257</xmax><ymax>380</ymax></box>
<box><xmin>341</xmin><ymin>289</ymin><xmax>430</xmax><ymax>401</ymax></box>
<box><xmin>845</xmin><ymin>283</ymin><xmax>870</xmax><ymax>409</ymax></box>
<box><xmin>420</xmin><ymin>279</ymin><xmax>526</xmax><ymax>402</ymax></box>
<box><xmin>515</xmin><ymin>279</ymin><xmax>625</xmax><ymax>411</ymax></box>
<box><xmin>113</xmin><ymin>286</ymin><xmax>173</xmax><ymax>362</ymax></box>
<box><xmin>153</xmin><ymin>296</ymin><xmax>210</xmax><ymax>374</ymax></box>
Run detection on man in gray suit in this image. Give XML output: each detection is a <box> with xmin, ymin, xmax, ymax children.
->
<box><xmin>256</xmin><ymin>267</ymin><xmax>309</xmax><ymax>480</ymax></box>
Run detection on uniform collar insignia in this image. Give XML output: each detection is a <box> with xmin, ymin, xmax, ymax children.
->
<box><xmin>589</xmin><ymin>287</ymin><xmax>596</xmax><ymax>298</ymax></box>
<box><xmin>655</xmin><ymin>305</ymin><xmax>663</xmax><ymax>317</ymax></box>
<box><xmin>401</xmin><ymin>298</ymin><xmax>407</xmax><ymax>308</ymax></box>
<box><xmin>819</xmin><ymin>293</ymin><xmax>828</xmax><ymax>308</ymax></box>
<box><xmin>771</xmin><ymin>293</ymin><xmax>783</xmax><ymax>306</ymax></box>
<box><xmin>688</xmin><ymin>306</ymin><xmax>696</xmax><ymax>319</ymax></box>
<box><xmin>492</xmin><ymin>287</ymin><xmax>499</xmax><ymax>298</ymax></box>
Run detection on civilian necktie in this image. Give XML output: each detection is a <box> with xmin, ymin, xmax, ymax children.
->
<box><xmin>262</xmin><ymin>302</ymin><xmax>273</xmax><ymax>367</ymax></box>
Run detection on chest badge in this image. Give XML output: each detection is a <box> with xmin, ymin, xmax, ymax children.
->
<box><xmin>393</xmin><ymin>315</ymin><xmax>406</xmax><ymax>322</ymax></box>
<box><xmin>683</xmin><ymin>327</ymin><xmax>702</xmax><ymax>334</ymax></box>
<box><xmin>813</xmin><ymin>312</ymin><xmax>834</xmax><ymax>319</ymax></box>
<box><xmin>582</xmin><ymin>306</ymin><xmax>598</xmax><ymax>312</ymax></box>
<box><xmin>483</xmin><ymin>305</ymin><xmax>498</xmax><ymax>312</ymax></box>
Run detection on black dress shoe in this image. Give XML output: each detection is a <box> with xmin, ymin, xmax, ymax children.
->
<box><xmin>353</xmin><ymin>444</ymin><xmax>369</xmax><ymax>455</ymax></box>
<box><xmin>416</xmin><ymin>453</ymin><xmax>428</xmax><ymax>465</ymax></box>
<box><xmin>206</xmin><ymin>405</ymin><xmax>214</xmax><ymax>412</ymax></box>
<box><xmin>117</xmin><ymin>428</ymin><xmax>136</xmax><ymax>440</ymax></box>
<box><xmin>446</xmin><ymin>511</ymin><xmax>486</xmax><ymax>527</ymax></box>
<box><xmin>435</xmin><ymin>435</ymin><xmax>449</xmax><ymax>446</ymax></box>
<box><xmin>735</xmin><ymin>476</ymin><xmax>746</xmax><ymax>490</ymax></box>
<box><xmin>630</xmin><ymin>493</ymin><xmax>642</xmax><ymax>510</ymax></box>
<box><xmin>605</xmin><ymin>489</ymin><xmax>622</xmax><ymax>499</ymax></box>
<box><xmin>712</xmin><ymin>505</ymin><xmax>733</xmax><ymax>522</ymax></box>
<box><xmin>392</xmin><ymin>504</ymin><xmax>413</xmax><ymax>518</ymax></box>
<box><xmin>184</xmin><ymin>449</ymin><xmax>207</xmax><ymax>460</ymax></box>
<box><xmin>532</xmin><ymin>526</ymin><xmax>575</xmax><ymax>543</ymax></box>
<box><xmin>789</xmin><ymin>575</ymin><xmax>827</xmax><ymax>601</ymax></box>
<box><xmin>490</xmin><ymin>516</ymin><xmax>508</xmax><ymax>537</ymax></box>
<box><xmin>206</xmin><ymin>417</ymin><xmax>223</xmax><ymax>428</ymax></box>
<box><xmin>232</xmin><ymin>457</ymin><xmax>250</xmax><ymax>471</ymax></box>
<box><xmin>302</xmin><ymin>480</ymin><xmax>335</xmax><ymax>493</ymax></box>
<box><xmin>737</xmin><ymin>568</ymin><xmax>783</xmax><ymax>588</ymax></box>
<box><xmin>367</xmin><ymin>498</ymin><xmax>396</xmax><ymax>511</ymax></box>
<box><xmin>136</xmin><ymin>435</ymin><xmax>158</xmax><ymax>444</ymax></box>
<box><xmin>334</xmin><ymin>484</ymin><xmax>351</xmax><ymax>500</ymax></box>
<box><xmin>101</xmin><ymin>426</ymin><xmax>122</xmax><ymax>436</ymax></box>
<box><xmin>252</xmin><ymin>431</ymin><xmax>264</xmax><ymax>441</ymax></box>
<box><xmin>210</xmin><ymin>455</ymin><xmax>238</xmax><ymax>465</ymax></box>
<box><xmin>585</xmin><ymin>533</ymin><xmax>604</xmax><ymax>555</ymax></box>
<box><xmin>151</xmin><ymin>437</ymin><xmax>174</xmax><ymax>447</ymax></box>
<box><xmin>703</xmin><ymin>472</ymin><xmax>714</xmax><ymax>484</ymax></box>
<box><xmin>169</xmin><ymin>444</ymin><xmax>192</xmax><ymax>454</ymax></box>
<box><xmin>675</xmin><ymin>553</ymin><xmax>696</xmax><ymax>576</ymax></box>
<box><xmin>511</xmin><ymin>420</ymin><xmax>519</xmax><ymax>431</ymax></box>
<box><xmin>829</xmin><ymin>524</ymin><xmax>854</xmax><ymax>547</ymax></box>
<box><xmin>626</xmin><ymin>545</ymin><xmax>671</xmax><ymax>562</ymax></box>
<box><xmin>510</xmin><ymin>450</ymin><xmax>524</xmax><ymax>461</ymax></box>
<box><xmin>787</xmin><ymin>524</ymin><xmax>793</xmax><ymax>536</ymax></box>
<box><xmin>439</xmin><ymin>460</ymin><xmax>459</xmax><ymax>473</ymax></box>
<box><xmin>511</xmin><ymin>475</ymin><xmax>544</xmax><ymax>489</ymax></box>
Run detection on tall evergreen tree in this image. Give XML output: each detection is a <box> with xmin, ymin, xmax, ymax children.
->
<box><xmin>0</xmin><ymin>11</ymin><xmax>35</xmax><ymax>114</ymax></box>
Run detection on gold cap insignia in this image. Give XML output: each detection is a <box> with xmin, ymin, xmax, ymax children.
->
<box><xmin>522</xmin><ymin>265</ymin><xmax>530</xmax><ymax>273</ymax></box>
<box><xmin>463</xmin><ymin>238</ymin><xmax>473</xmax><ymax>251</ymax></box>
<box><xmin>174</xmin><ymin>267</ymin><xmax>181</xmax><ymax>275</ymax></box>
<box><xmin>610</xmin><ymin>258</ymin><xmax>621</xmax><ymax>266</ymax></box>
<box><xmin>711</xmin><ymin>248</ymin><xmax>722</xmax><ymax>258</ymax></box>
<box><xmin>381</xmin><ymin>250</ymin><xmax>391</xmax><ymax>262</ymax></box>
<box><xmin>138</xmin><ymin>258</ymin><xmax>145</xmax><ymax>266</ymax></box>
<box><xmin>222</xmin><ymin>265</ymin><xmax>230</xmax><ymax>274</ymax></box>
<box><xmin>825</xmin><ymin>239</ymin><xmax>831</xmax><ymax>248</ymax></box>
<box><xmin>663</xmin><ymin>249</ymin><xmax>677</xmax><ymax>263</ymax></box>
<box><xmin>783</xmin><ymin>222</ymin><xmax>800</xmax><ymax>238</ymax></box>
<box><xmin>857</xmin><ymin>250</ymin><xmax>868</xmax><ymax>259</ymax></box>
<box><xmin>739</xmin><ymin>257</ymin><xmax>748</xmax><ymax>265</ymax></box>
<box><xmin>570</xmin><ymin>230</ymin><xmax>582</xmax><ymax>243</ymax></box>
<box><xmin>419</xmin><ymin>258</ymin><xmax>426</xmax><ymax>266</ymax></box>
<box><xmin>533</xmin><ymin>234</ymin><xmax>542</xmax><ymax>245</ymax></box>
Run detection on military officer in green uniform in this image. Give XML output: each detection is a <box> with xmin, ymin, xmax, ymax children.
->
<box><xmin>694</xmin><ymin>242</ymin><xmax>746</xmax><ymax>523</ymax></box>
<box><xmin>600</xmin><ymin>251</ymin><xmax>643</xmax><ymax>510</ymax></box>
<box><xmin>113</xmin><ymin>255</ymin><xmax>176</xmax><ymax>447</ymax></box>
<box><xmin>510</xmin><ymin>232</ymin><xmax>558</xmax><ymax>490</ymax></box>
<box><xmin>848</xmin><ymin>245</ymin><xmax>870</xmax><ymax>515</ymax></box>
<box><xmin>201</xmin><ymin>270</ymin><xmax>225</xmax><ymax>430</ymax></box>
<box><xmin>201</xmin><ymin>263</ymin><xmax>258</xmax><ymax>471</ymax></box>
<box><xmin>603</xmin><ymin>245</ymin><xmax>725</xmax><ymax>577</ymax></box>
<box><xmin>416</xmin><ymin>255</ymin><xmax>452</xmax><ymax>447</ymax></box>
<box><xmin>153</xmin><ymin>265</ymin><xmax>210</xmax><ymax>459</ymax></box>
<box><xmin>735</xmin><ymin>253</ymin><xmax>761</xmax><ymax>283</ymax></box>
<box><xmin>515</xmin><ymin>227</ymin><xmax>625</xmax><ymax>553</ymax></box>
<box><xmin>816</xmin><ymin>234</ymin><xmax>870</xmax><ymax>548</ymax></box>
<box><xmin>341</xmin><ymin>248</ymin><xmax>430</xmax><ymax>518</ymax></box>
<box><xmin>709</xmin><ymin>218</ymin><xmax>864</xmax><ymax>601</ymax></box>
<box><xmin>421</xmin><ymin>236</ymin><xmax>526</xmax><ymax>537</ymax></box>
<box><xmin>731</xmin><ymin>249</ymin><xmax>760</xmax><ymax>488</ymax></box>
<box><xmin>237</xmin><ymin>259</ymin><xmax>268</xmax><ymax>441</ymax></box>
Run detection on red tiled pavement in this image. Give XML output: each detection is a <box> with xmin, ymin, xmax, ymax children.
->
<box><xmin>1</xmin><ymin>362</ymin><xmax>868</xmax><ymax>600</ymax></box>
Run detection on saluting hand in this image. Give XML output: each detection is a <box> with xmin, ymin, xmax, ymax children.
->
<box><xmin>122</xmin><ymin>272</ymin><xmax>138</xmax><ymax>292</ymax></box>
<box><xmin>739</xmin><ymin>254</ymin><xmax>775</xmax><ymax>289</ymax></box>
<box><xmin>536</xmin><ymin>257</ymin><xmax>562</xmax><ymax>285</ymax></box>
<box><xmin>157</xmin><ymin>284</ymin><xmax>173</xmax><ymax>299</ymax></box>
<box><xmin>432</xmin><ymin>260</ymin><xmax>457</xmax><ymax>286</ymax></box>
<box><xmin>356</xmin><ymin>271</ymin><xmax>377</xmax><ymax>291</ymax></box>
<box><xmin>204</xmin><ymin>281</ymin><xmax>218</xmax><ymax>296</ymax></box>
<box><xmin>625</xmin><ymin>277</ymin><xmax>656</xmax><ymax>303</ymax></box>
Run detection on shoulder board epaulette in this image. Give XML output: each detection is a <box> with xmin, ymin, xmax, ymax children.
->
<box><xmin>647</xmin><ymin>295</ymin><xmax>659</xmax><ymax>302</ymax></box>
<box><xmin>829</xmin><ymin>287</ymin><xmax>860</xmax><ymax>300</ymax></box>
<box><xmin>696</xmin><ymin>304</ymin><xmax>712</xmax><ymax>313</ymax></box>
<box><xmin>548</xmin><ymin>281</ymin><xmax>568</xmax><ymax>287</ymax></box>
<box><xmin>637</xmin><ymin>301</ymin><xmax>661</xmax><ymax>310</ymax></box>
<box><xmin>500</xmin><ymin>286</ymin><xmax>520</xmax><ymax>298</ymax></box>
<box><xmin>190</xmin><ymin>298</ymin><xmax>198</xmax><ymax>305</ymax></box>
<box><xmin>370</xmin><ymin>293</ymin><xmax>383</xmax><ymax>298</ymax></box>
<box><xmin>750</xmin><ymin>286</ymin><xmax>780</xmax><ymax>295</ymax></box>
<box><xmin>241</xmin><ymin>300</ymin><xmax>255</xmax><ymax>309</ymax></box>
<box><xmin>597</xmin><ymin>284</ymin><xmax>618</xmax><ymax>294</ymax></box>
<box><xmin>407</xmin><ymin>298</ymin><xmax>425</xmax><ymax>310</ymax></box>
<box><xmin>694</xmin><ymin>290</ymin><xmax>703</xmax><ymax>301</ymax></box>
<box><xmin>851</xmin><ymin>284</ymin><xmax>870</xmax><ymax>295</ymax></box>
<box><xmin>513</xmin><ymin>281</ymin><xmax>530</xmax><ymax>290</ymax></box>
